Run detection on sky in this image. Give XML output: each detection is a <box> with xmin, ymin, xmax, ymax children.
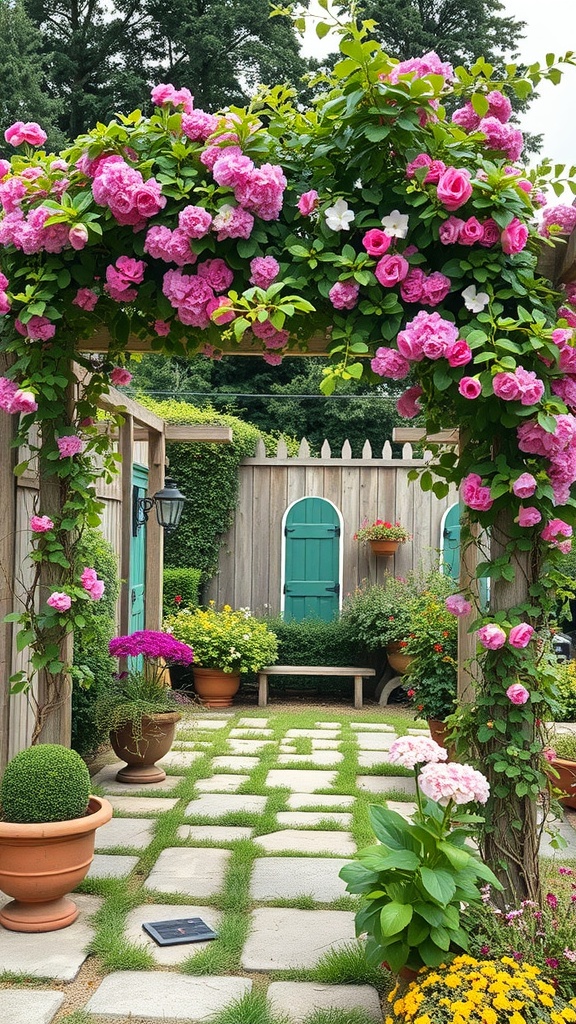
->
<box><xmin>300</xmin><ymin>0</ymin><xmax>576</xmax><ymax>182</ymax></box>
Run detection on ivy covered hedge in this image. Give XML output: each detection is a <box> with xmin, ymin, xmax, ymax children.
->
<box><xmin>140</xmin><ymin>397</ymin><xmax>296</xmax><ymax>581</ymax></box>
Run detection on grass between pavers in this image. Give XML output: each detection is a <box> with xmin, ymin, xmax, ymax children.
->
<box><xmin>74</xmin><ymin>706</ymin><xmax>411</xmax><ymax>998</ymax></box>
<box><xmin>207</xmin><ymin>989</ymin><xmax>378</xmax><ymax>1024</ymax></box>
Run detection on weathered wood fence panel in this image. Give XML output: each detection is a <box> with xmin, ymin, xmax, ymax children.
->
<box><xmin>205</xmin><ymin>438</ymin><xmax>458</xmax><ymax>615</ymax></box>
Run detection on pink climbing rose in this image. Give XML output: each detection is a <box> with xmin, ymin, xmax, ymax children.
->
<box><xmin>436</xmin><ymin>167</ymin><xmax>472</xmax><ymax>211</ymax></box>
<box><xmin>47</xmin><ymin>592</ymin><xmax>72</xmax><ymax>612</ymax></box>
<box><xmin>362</xmin><ymin>228</ymin><xmax>391</xmax><ymax>257</ymax></box>
<box><xmin>297</xmin><ymin>190</ymin><xmax>319</xmax><ymax>216</ymax></box>
<box><xmin>445</xmin><ymin>595</ymin><xmax>472</xmax><ymax>617</ymax></box>
<box><xmin>461</xmin><ymin>473</ymin><xmax>493</xmax><ymax>511</ymax></box>
<box><xmin>459</xmin><ymin>377</ymin><xmax>482</xmax><ymax>399</ymax></box>
<box><xmin>72</xmin><ymin>288</ymin><xmax>98</xmax><ymax>311</ymax></box>
<box><xmin>508</xmin><ymin>623</ymin><xmax>535</xmax><ymax>648</ymax></box>
<box><xmin>30</xmin><ymin>515</ymin><xmax>54</xmax><ymax>533</ymax></box>
<box><xmin>329</xmin><ymin>280</ymin><xmax>360</xmax><ymax>310</ymax></box>
<box><xmin>110</xmin><ymin>367</ymin><xmax>133</xmax><ymax>386</ymax></box>
<box><xmin>57</xmin><ymin>435</ymin><xmax>85</xmax><ymax>458</ymax></box>
<box><xmin>517</xmin><ymin>507</ymin><xmax>542</xmax><ymax>527</ymax></box>
<box><xmin>477</xmin><ymin>624</ymin><xmax>507</xmax><ymax>649</ymax></box>
<box><xmin>5</xmin><ymin>121</ymin><xmax>47</xmax><ymax>147</ymax></box>
<box><xmin>371</xmin><ymin>347</ymin><xmax>410</xmax><ymax>380</ymax></box>
<box><xmin>396</xmin><ymin>385</ymin><xmax>423</xmax><ymax>419</ymax></box>
<box><xmin>506</xmin><ymin>683</ymin><xmax>530</xmax><ymax>705</ymax></box>
<box><xmin>512</xmin><ymin>473</ymin><xmax>537</xmax><ymax>498</ymax></box>
<box><xmin>501</xmin><ymin>217</ymin><xmax>528</xmax><ymax>255</ymax></box>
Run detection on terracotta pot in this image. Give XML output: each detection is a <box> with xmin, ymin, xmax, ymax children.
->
<box><xmin>386</xmin><ymin>642</ymin><xmax>413</xmax><ymax>675</ymax></box>
<box><xmin>193</xmin><ymin>666</ymin><xmax>241</xmax><ymax>708</ymax></box>
<box><xmin>110</xmin><ymin>711</ymin><xmax>181</xmax><ymax>784</ymax></box>
<box><xmin>382</xmin><ymin>961</ymin><xmax>419</xmax><ymax>984</ymax></box>
<box><xmin>427</xmin><ymin>718</ymin><xmax>448</xmax><ymax>748</ymax></box>
<box><xmin>0</xmin><ymin>795</ymin><xmax>112</xmax><ymax>932</ymax></box>
<box><xmin>369</xmin><ymin>538</ymin><xmax>400</xmax><ymax>557</ymax></box>
<box><xmin>547</xmin><ymin>757</ymin><xmax>576</xmax><ymax>809</ymax></box>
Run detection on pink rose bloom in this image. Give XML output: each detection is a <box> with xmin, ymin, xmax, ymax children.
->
<box><xmin>0</xmin><ymin>159</ymin><xmax>10</xmax><ymax>177</ymax></box>
<box><xmin>493</xmin><ymin>372</ymin><xmax>521</xmax><ymax>401</ymax></box>
<box><xmin>424</xmin><ymin>161</ymin><xmax>446</xmax><ymax>184</ymax></box>
<box><xmin>512</xmin><ymin>473</ymin><xmax>537</xmax><ymax>498</ymax></box>
<box><xmin>421</xmin><ymin>271</ymin><xmax>451</xmax><ymax>306</ymax></box>
<box><xmin>181</xmin><ymin>110</ymin><xmax>218</xmax><ymax>141</ymax></box>
<box><xmin>154</xmin><ymin>320</ymin><xmax>171</xmax><ymax>336</ymax></box>
<box><xmin>541</xmin><ymin>518</ymin><xmax>573</xmax><ymax>541</ymax></box>
<box><xmin>362</xmin><ymin>228</ymin><xmax>392</xmax><ymax>257</ymax></box>
<box><xmin>396</xmin><ymin>385</ymin><xmax>423</xmax><ymax>419</ymax></box>
<box><xmin>459</xmin><ymin>377</ymin><xmax>482</xmax><ymax>399</ymax></box>
<box><xmin>516</xmin><ymin>367</ymin><xmax>544</xmax><ymax>406</ymax></box>
<box><xmin>375</xmin><ymin>253</ymin><xmax>409</xmax><ymax>287</ymax></box>
<box><xmin>0</xmin><ymin>291</ymin><xmax>10</xmax><ymax>315</ymax></box>
<box><xmin>80</xmin><ymin>567</ymin><xmax>98</xmax><ymax>591</ymax></box>
<box><xmin>30</xmin><ymin>514</ymin><xmax>54</xmax><ymax>533</ymax></box>
<box><xmin>462</xmin><ymin>472</ymin><xmax>493</xmax><ymax>511</ymax></box>
<box><xmin>436</xmin><ymin>167</ymin><xmax>473</xmax><ymax>211</ymax></box>
<box><xmin>540</xmin><ymin>205</ymin><xmax>576</xmax><ymax>238</ymax></box>
<box><xmin>506</xmin><ymin>683</ymin><xmax>530</xmax><ymax>705</ymax></box>
<box><xmin>418</xmin><ymin>762</ymin><xmax>490</xmax><ymax>806</ymax></box>
<box><xmin>477</xmin><ymin>623</ymin><xmax>507</xmax><ymax>650</ymax></box>
<box><xmin>400</xmin><ymin>267</ymin><xmax>426</xmax><ymax>304</ymax></box>
<box><xmin>12</xmin><ymin>390</ymin><xmax>37</xmax><ymax>413</ymax></box>
<box><xmin>197</xmin><ymin>258</ymin><xmax>234</xmax><ymax>293</ymax></box>
<box><xmin>5</xmin><ymin>121</ymin><xmax>47</xmax><ymax>147</ymax></box>
<box><xmin>297</xmin><ymin>190</ymin><xmax>319</xmax><ymax>216</ymax></box>
<box><xmin>371</xmin><ymin>347</ymin><xmax>410</xmax><ymax>380</ymax></box>
<box><xmin>446</xmin><ymin>339</ymin><xmax>472</xmax><ymax>367</ymax></box>
<box><xmin>212</xmin><ymin>204</ymin><xmax>254</xmax><ymax>241</ymax></box>
<box><xmin>509</xmin><ymin>623</ymin><xmax>535</xmax><ymax>648</ymax></box>
<box><xmin>262</xmin><ymin>352</ymin><xmax>282</xmax><ymax>365</ymax></box>
<box><xmin>517</xmin><ymin>506</ymin><xmax>542</xmax><ymax>527</ymax></box>
<box><xmin>501</xmin><ymin>217</ymin><xmax>528</xmax><ymax>255</ymax></box>
<box><xmin>543</xmin><ymin>747</ymin><xmax>556</xmax><ymax>763</ymax></box>
<box><xmin>24</xmin><ymin>315</ymin><xmax>56</xmax><ymax>341</ymax></box>
<box><xmin>486</xmin><ymin>90</ymin><xmax>512</xmax><ymax>123</ymax></box>
<box><xmin>115</xmin><ymin>255</ymin><xmax>146</xmax><ymax>286</ymax></box>
<box><xmin>451</xmin><ymin>103</ymin><xmax>479</xmax><ymax>131</ymax></box>
<box><xmin>397</xmin><ymin>310</ymin><xmax>458</xmax><ymax>363</ymax></box>
<box><xmin>479</xmin><ymin>219</ymin><xmax>500</xmax><ymax>247</ymax></box>
<box><xmin>178</xmin><ymin>205</ymin><xmax>212</xmax><ymax>238</ymax></box>
<box><xmin>446</xmin><ymin>595</ymin><xmax>472</xmax><ymax>617</ymax></box>
<box><xmin>72</xmin><ymin>288</ymin><xmax>98</xmax><ymax>311</ymax></box>
<box><xmin>438</xmin><ymin>216</ymin><xmax>464</xmax><ymax>244</ymax></box>
<box><xmin>388</xmin><ymin>735</ymin><xmax>448</xmax><ymax>770</ymax></box>
<box><xmin>459</xmin><ymin>217</ymin><xmax>484</xmax><ymax>246</ymax></box>
<box><xmin>406</xmin><ymin>153</ymin><xmax>431</xmax><ymax>178</ymax></box>
<box><xmin>206</xmin><ymin>296</ymin><xmax>235</xmax><ymax>325</ymax></box>
<box><xmin>57</xmin><ymin>435</ymin><xmax>85</xmax><ymax>458</ymax></box>
<box><xmin>249</xmin><ymin>256</ymin><xmax>280</xmax><ymax>289</ymax></box>
<box><xmin>151</xmin><ymin>83</ymin><xmax>193</xmax><ymax>114</ymax></box>
<box><xmin>88</xmin><ymin>579</ymin><xmax>105</xmax><ymax>601</ymax></box>
<box><xmin>68</xmin><ymin>224</ymin><xmax>89</xmax><ymax>250</ymax></box>
<box><xmin>329</xmin><ymin>280</ymin><xmax>360</xmax><ymax>310</ymax></box>
<box><xmin>110</xmin><ymin>367</ymin><xmax>133</xmax><ymax>386</ymax></box>
<box><xmin>47</xmin><ymin>592</ymin><xmax>72</xmax><ymax>612</ymax></box>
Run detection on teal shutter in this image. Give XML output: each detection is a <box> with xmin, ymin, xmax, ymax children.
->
<box><xmin>283</xmin><ymin>498</ymin><xmax>340</xmax><ymax>622</ymax></box>
<box><xmin>129</xmin><ymin>464</ymin><xmax>148</xmax><ymax>636</ymax></box>
<box><xmin>442</xmin><ymin>502</ymin><xmax>488</xmax><ymax>610</ymax></box>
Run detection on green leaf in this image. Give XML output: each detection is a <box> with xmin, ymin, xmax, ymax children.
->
<box><xmin>407</xmin><ymin>917</ymin><xmax>429</xmax><ymax>946</ymax></box>
<box><xmin>16</xmin><ymin>629</ymin><xmax>35</xmax><ymax>653</ymax></box>
<box><xmin>369</xmin><ymin>806</ymin><xmax>417</xmax><ymax>851</ymax></box>
<box><xmin>412</xmin><ymin>902</ymin><xmax>444</xmax><ymax>927</ymax></box>
<box><xmin>380</xmin><ymin>901</ymin><xmax>413</xmax><ymax>937</ymax></box>
<box><xmin>438</xmin><ymin>842</ymin><xmax>470</xmax><ymax>871</ymax></box>
<box><xmin>419</xmin><ymin>866</ymin><xmax>456</xmax><ymax>905</ymax></box>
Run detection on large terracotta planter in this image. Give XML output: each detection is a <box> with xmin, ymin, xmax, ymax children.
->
<box><xmin>194</xmin><ymin>666</ymin><xmax>240</xmax><ymax>708</ymax></box>
<box><xmin>547</xmin><ymin>757</ymin><xmax>576</xmax><ymax>809</ymax></box>
<box><xmin>386</xmin><ymin>642</ymin><xmax>413</xmax><ymax>675</ymax></box>
<box><xmin>427</xmin><ymin>718</ymin><xmax>448</xmax><ymax>748</ymax></box>
<box><xmin>369</xmin><ymin>538</ymin><xmax>400</xmax><ymax>557</ymax></box>
<box><xmin>0</xmin><ymin>795</ymin><xmax>112</xmax><ymax>932</ymax></box>
<box><xmin>110</xmin><ymin>711</ymin><xmax>181</xmax><ymax>784</ymax></box>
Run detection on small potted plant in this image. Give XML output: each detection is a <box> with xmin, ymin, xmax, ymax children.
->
<box><xmin>164</xmin><ymin>602</ymin><xmax>278</xmax><ymax>707</ymax></box>
<box><xmin>0</xmin><ymin>744</ymin><xmax>112</xmax><ymax>932</ymax></box>
<box><xmin>354</xmin><ymin>518</ymin><xmax>412</xmax><ymax>557</ymax></box>
<box><xmin>545</xmin><ymin>735</ymin><xmax>576</xmax><ymax>809</ymax></box>
<box><xmin>95</xmin><ymin>630</ymin><xmax>194</xmax><ymax>784</ymax></box>
<box><xmin>403</xmin><ymin>591</ymin><xmax>458</xmax><ymax>744</ymax></box>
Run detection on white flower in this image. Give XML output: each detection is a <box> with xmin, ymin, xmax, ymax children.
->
<box><xmin>325</xmin><ymin>198</ymin><xmax>355</xmax><ymax>231</ymax></box>
<box><xmin>462</xmin><ymin>284</ymin><xmax>489</xmax><ymax>313</ymax></box>
<box><xmin>381</xmin><ymin>209</ymin><xmax>409</xmax><ymax>238</ymax></box>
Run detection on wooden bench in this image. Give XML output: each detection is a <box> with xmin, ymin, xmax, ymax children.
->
<box><xmin>257</xmin><ymin>665</ymin><xmax>376</xmax><ymax>709</ymax></box>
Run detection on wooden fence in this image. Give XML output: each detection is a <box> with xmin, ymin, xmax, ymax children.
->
<box><xmin>205</xmin><ymin>437</ymin><xmax>458</xmax><ymax>616</ymax></box>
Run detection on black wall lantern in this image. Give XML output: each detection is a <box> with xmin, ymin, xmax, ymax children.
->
<box><xmin>133</xmin><ymin>477</ymin><xmax>187</xmax><ymax>534</ymax></box>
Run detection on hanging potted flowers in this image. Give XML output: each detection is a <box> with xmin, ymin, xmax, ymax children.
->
<box><xmin>354</xmin><ymin>519</ymin><xmax>412</xmax><ymax>557</ymax></box>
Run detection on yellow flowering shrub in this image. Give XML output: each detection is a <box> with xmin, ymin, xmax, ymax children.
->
<box><xmin>385</xmin><ymin>955</ymin><xmax>576</xmax><ymax>1024</ymax></box>
<box><xmin>164</xmin><ymin>603</ymin><xmax>278</xmax><ymax>673</ymax></box>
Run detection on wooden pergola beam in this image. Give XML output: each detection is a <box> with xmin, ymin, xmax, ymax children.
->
<box><xmin>79</xmin><ymin>327</ymin><xmax>335</xmax><ymax>358</ymax></box>
<box><xmin>393</xmin><ymin>427</ymin><xmax>459</xmax><ymax>444</ymax></box>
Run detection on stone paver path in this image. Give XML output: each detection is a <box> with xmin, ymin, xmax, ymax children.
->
<box><xmin>4</xmin><ymin>707</ymin><xmax>574</xmax><ymax>1023</ymax></box>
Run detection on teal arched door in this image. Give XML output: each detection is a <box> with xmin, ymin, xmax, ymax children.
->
<box><xmin>441</xmin><ymin>502</ymin><xmax>488</xmax><ymax>609</ymax></box>
<box><xmin>130</xmin><ymin>463</ymin><xmax>148</xmax><ymax>635</ymax></box>
<box><xmin>282</xmin><ymin>497</ymin><xmax>341</xmax><ymax>622</ymax></box>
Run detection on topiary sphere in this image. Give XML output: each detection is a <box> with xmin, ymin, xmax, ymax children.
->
<box><xmin>0</xmin><ymin>744</ymin><xmax>91</xmax><ymax>823</ymax></box>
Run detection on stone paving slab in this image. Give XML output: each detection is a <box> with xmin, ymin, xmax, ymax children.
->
<box><xmin>174</xmin><ymin>740</ymin><xmax>213</xmax><ymax>749</ymax></box>
<box><xmin>185</xmin><ymin>793</ymin><xmax>267</xmax><ymax>818</ymax></box>
<box><xmin>287</xmin><ymin>793</ymin><xmax>355</xmax><ymax>809</ymax></box>
<box><xmin>358</xmin><ymin>751</ymin><xmax>394</xmax><ymax>768</ymax></box>
<box><xmin>230</xmin><ymin>727</ymin><xmax>274</xmax><ymax>737</ymax></box>
<box><xmin>278</xmin><ymin>752</ymin><xmax>344</xmax><ymax>766</ymax></box>
<box><xmin>124</xmin><ymin>903</ymin><xmax>223</xmax><ymax>966</ymax></box>
<box><xmin>315</xmin><ymin>722</ymin><xmax>342</xmax><ymax>729</ymax></box>
<box><xmin>241</xmin><ymin>907</ymin><xmax>356</xmax><ymax>970</ymax></box>
<box><xmin>95</xmin><ymin>817</ymin><xmax>156</xmax><ymax>850</ymax></box>
<box><xmin>265</xmin><ymin>770</ymin><xmax>337</xmax><ymax>792</ymax></box>
<box><xmin>286</xmin><ymin>729</ymin><xmax>341</xmax><ymax>739</ymax></box>
<box><xmin>91</xmin><ymin>763</ymin><xmax>184</xmax><ymax>794</ymax></box>
<box><xmin>146</xmin><ymin>848</ymin><xmax>231</xmax><ymax>898</ymax></box>
<box><xmin>188</xmin><ymin>719</ymin><xmax>230</xmax><ymax>729</ymax></box>
<box><xmin>196</xmin><ymin>774</ymin><xmax>250</xmax><ymax>792</ymax></box>
<box><xmin>267</xmin><ymin>982</ymin><xmax>381</xmax><ymax>1023</ymax></box>
<box><xmin>312</xmin><ymin>739</ymin><xmax>341</xmax><ymax>749</ymax></box>
<box><xmin>178</xmin><ymin>824</ymin><xmax>254</xmax><ymax>842</ymax></box>
<box><xmin>158</xmin><ymin>750</ymin><xmax>203</xmax><ymax>768</ymax></box>
<box><xmin>407</xmin><ymin>726</ymin><xmax>430</xmax><ymax>734</ymax></box>
<box><xmin>0</xmin><ymin>893</ymin><xmax>101</xmax><ymax>980</ymax></box>
<box><xmin>227</xmin><ymin>739</ymin><xmax>276</xmax><ymax>753</ymax></box>
<box><xmin>276</xmin><ymin>811</ymin><xmax>352</xmax><ymax>828</ymax></box>
<box><xmin>349</xmin><ymin>722</ymin><xmax>395</xmax><ymax>732</ymax></box>
<box><xmin>0</xmin><ymin>990</ymin><xmax>65</xmax><ymax>1024</ymax></box>
<box><xmin>356</xmin><ymin>775</ymin><xmax>416</xmax><ymax>795</ymax></box>
<box><xmin>250</xmin><ymin>857</ymin><xmax>350</xmax><ymax>902</ymax></box>
<box><xmin>87</xmin><ymin>853</ymin><xmax>140</xmax><ymax>879</ymax></box>
<box><xmin>238</xmin><ymin>718</ymin><xmax>269</xmax><ymax>727</ymax></box>
<box><xmin>255</xmin><ymin>829</ymin><xmax>355</xmax><ymax>855</ymax></box>
<box><xmin>354</xmin><ymin>733</ymin><xmax>397</xmax><ymax>750</ymax></box>
<box><xmin>107</xmin><ymin>796</ymin><xmax>179</xmax><ymax>814</ymax></box>
<box><xmin>85</xmin><ymin>972</ymin><xmax>252</xmax><ymax>1020</ymax></box>
<box><xmin>212</xmin><ymin>755</ymin><xmax>259</xmax><ymax>771</ymax></box>
<box><xmin>279</xmin><ymin>743</ymin><xmax>297</xmax><ymax>752</ymax></box>
<box><xmin>386</xmin><ymin>801</ymin><xmax>417</xmax><ymax>820</ymax></box>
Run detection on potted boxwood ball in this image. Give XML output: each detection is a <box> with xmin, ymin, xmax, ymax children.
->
<box><xmin>0</xmin><ymin>744</ymin><xmax>112</xmax><ymax>932</ymax></box>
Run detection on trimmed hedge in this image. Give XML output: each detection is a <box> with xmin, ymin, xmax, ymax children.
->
<box><xmin>163</xmin><ymin>567</ymin><xmax>202</xmax><ymax>616</ymax></box>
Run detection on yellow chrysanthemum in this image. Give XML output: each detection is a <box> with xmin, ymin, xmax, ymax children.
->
<box><xmin>493</xmin><ymin>993</ymin><xmax>512</xmax><ymax>1011</ymax></box>
<box><xmin>509</xmin><ymin>1012</ymin><xmax>526</xmax><ymax>1024</ymax></box>
<box><xmin>563</xmin><ymin>1007</ymin><xmax>576</xmax><ymax>1022</ymax></box>
<box><xmin>539</xmin><ymin>994</ymin><xmax>555</xmax><ymax>1008</ymax></box>
<box><xmin>444</xmin><ymin>974</ymin><xmax>463</xmax><ymax>989</ymax></box>
<box><xmin>414</xmin><ymin>1015</ymin><xmax>432</xmax><ymax>1024</ymax></box>
<box><xmin>480</xmin><ymin>1008</ymin><xmax>498</xmax><ymax>1024</ymax></box>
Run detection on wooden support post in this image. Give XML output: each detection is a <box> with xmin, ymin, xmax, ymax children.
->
<box><xmin>457</xmin><ymin>518</ymin><xmax>480</xmax><ymax>702</ymax></box>
<box><xmin>353</xmin><ymin>675</ymin><xmax>363</xmax><ymax>709</ymax></box>
<box><xmin>258</xmin><ymin>672</ymin><xmax>268</xmax><ymax>708</ymax></box>
<box><xmin>145</xmin><ymin>429</ymin><xmax>166</xmax><ymax>631</ymax></box>
<box><xmin>119</xmin><ymin>414</ymin><xmax>134</xmax><ymax>638</ymax></box>
<box><xmin>0</xmin><ymin>353</ymin><xmax>16</xmax><ymax>771</ymax></box>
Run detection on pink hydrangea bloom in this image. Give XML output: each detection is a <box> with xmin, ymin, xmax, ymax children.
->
<box><xmin>436</xmin><ymin>167</ymin><xmax>472</xmax><ymax>211</ymax></box>
<box><xmin>262</xmin><ymin>352</ymin><xmax>283</xmax><ymax>366</ymax></box>
<box><xmin>501</xmin><ymin>217</ymin><xmax>528</xmax><ymax>255</ymax></box>
<box><xmin>234</xmin><ymin>162</ymin><xmax>287</xmax><ymax>221</ymax></box>
<box><xmin>197</xmin><ymin>258</ymin><xmax>234</xmax><ymax>293</ymax></box>
<box><xmin>517</xmin><ymin>506</ymin><xmax>542</xmax><ymax>527</ymax></box>
<box><xmin>479</xmin><ymin>117</ymin><xmax>523</xmax><ymax>160</ymax></box>
<box><xmin>72</xmin><ymin>288</ymin><xmax>98</xmax><ymax>311</ymax></box>
<box><xmin>151</xmin><ymin>83</ymin><xmax>193</xmax><ymax>114</ymax></box>
<box><xmin>181</xmin><ymin>110</ymin><xmax>218</xmax><ymax>141</ymax></box>
<box><xmin>418</xmin><ymin>762</ymin><xmax>490</xmax><ymax>806</ymax></box>
<box><xmin>486</xmin><ymin>91</ymin><xmax>512</xmax><ymax>123</ymax></box>
<box><xmin>371</xmin><ymin>347</ymin><xmax>410</xmax><ymax>380</ymax></box>
<box><xmin>178</xmin><ymin>205</ymin><xmax>212</xmax><ymax>238</ymax></box>
<box><xmin>5</xmin><ymin>121</ymin><xmax>47</xmax><ymax>147</ymax></box>
<box><xmin>506</xmin><ymin>683</ymin><xmax>530</xmax><ymax>705</ymax></box>
<box><xmin>388</xmin><ymin>735</ymin><xmax>448</xmax><ymax>769</ymax></box>
<box><xmin>162</xmin><ymin>268</ymin><xmax>215</xmax><ymax>328</ymax></box>
<box><xmin>80</xmin><ymin>568</ymin><xmax>98</xmax><ymax>591</ymax></box>
<box><xmin>540</xmin><ymin>205</ymin><xmax>576</xmax><ymax>238</ymax></box>
<box><xmin>396</xmin><ymin>385</ymin><xmax>423</xmax><ymax>419</ymax></box>
<box><xmin>375</xmin><ymin>253</ymin><xmax>409</xmax><ymax>287</ymax></box>
<box><xmin>57</xmin><ymin>435</ymin><xmax>85</xmax><ymax>458</ymax></box>
<box><xmin>47</xmin><ymin>591</ymin><xmax>72</xmax><ymax>612</ymax></box>
<box><xmin>508</xmin><ymin>623</ymin><xmax>535</xmax><ymax>648</ymax></box>
<box><xmin>462</xmin><ymin>472</ymin><xmax>493</xmax><ymax>511</ymax></box>
<box><xmin>451</xmin><ymin>103</ymin><xmax>479</xmax><ymax>131</ymax></box>
<box><xmin>92</xmin><ymin>158</ymin><xmax>165</xmax><ymax>227</ymax></box>
<box><xmin>446</xmin><ymin>595</ymin><xmax>472</xmax><ymax>617</ymax></box>
<box><xmin>30</xmin><ymin>514</ymin><xmax>54</xmax><ymax>533</ymax></box>
<box><xmin>297</xmin><ymin>190</ymin><xmax>319</xmax><ymax>216</ymax></box>
<box><xmin>88</xmin><ymin>579</ymin><xmax>105</xmax><ymax>601</ymax></box>
<box><xmin>512</xmin><ymin>473</ymin><xmax>537</xmax><ymax>498</ymax></box>
<box><xmin>110</xmin><ymin>367</ymin><xmax>133</xmax><ymax>387</ymax></box>
<box><xmin>388</xmin><ymin>51</ymin><xmax>454</xmax><ymax>84</ymax></box>
<box><xmin>329</xmin><ymin>280</ymin><xmax>360</xmax><ymax>310</ymax></box>
<box><xmin>459</xmin><ymin>377</ymin><xmax>482</xmax><ymax>399</ymax></box>
<box><xmin>249</xmin><ymin>256</ymin><xmax>280</xmax><ymax>289</ymax></box>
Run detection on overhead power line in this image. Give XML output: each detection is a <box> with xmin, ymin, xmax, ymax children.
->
<box><xmin>126</xmin><ymin>389</ymin><xmax>398</xmax><ymax>401</ymax></box>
